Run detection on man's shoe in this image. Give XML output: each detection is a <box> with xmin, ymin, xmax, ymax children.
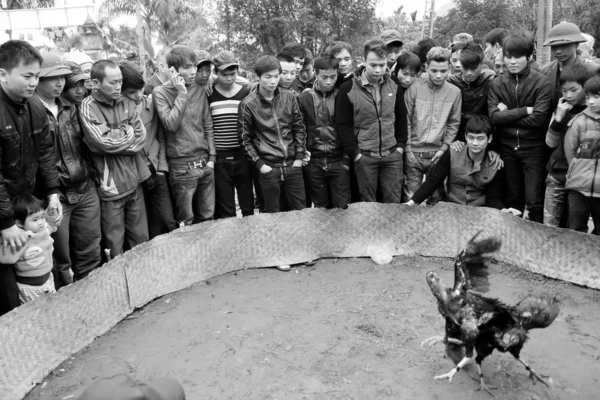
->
<box><xmin>276</xmin><ymin>264</ymin><xmax>291</xmax><ymax>271</ymax></box>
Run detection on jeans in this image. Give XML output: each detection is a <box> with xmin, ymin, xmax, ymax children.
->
<box><xmin>355</xmin><ymin>150</ymin><xmax>403</xmax><ymax>203</ymax></box>
<box><xmin>170</xmin><ymin>164</ymin><xmax>215</xmax><ymax>224</ymax></box>
<box><xmin>259</xmin><ymin>163</ymin><xmax>306</xmax><ymax>213</ymax></box>
<box><xmin>0</xmin><ymin>263</ymin><xmax>18</xmax><ymax>316</ymax></box>
<box><xmin>568</xmin><ymin>190</ymin><xmax>600</xmax><ymax>234</ymax></box>
<box><xmin>215</xmin><ymin>156</ymin><xmax>254</xmax><ymax>218</ymax></box>
<box><xmin>53</xmin><ymin>183</ymin><xmax>102</xmax><ymax>286</ymax></box>
<box><xmin>543</xmin><ymin>174</ymin><xmax>568</xmax><ymax>227</ymax></box>
<box><xmin>499</xmin><ymin>145</ymin><xmax>546</xmax><ymax>223</ymax></box>
<box><xmin>403</xmin><ymin>151</ymin><xmax>445</xmax><ymax>204</ymax></box>
<box><xmin>143</xmin><ymin>172</ymin><xmax>178</xmax><ymax>236</ymax></box>
<box><xmin>305</xmin><ymin>160</ymin><xmax>350</xmax><ymax>209</ymax></box>
<box><xmin>101</xmin><ymin>185</ymin><xmax>149</xmax><ymax>258</ymax></box>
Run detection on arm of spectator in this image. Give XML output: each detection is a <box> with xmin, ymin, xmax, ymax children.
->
<box><xmin>404</xmin><ymin>83</ymin><xmax>417</xmax><ymax>153</ymax></box>
<box><xmin>441</xmin><ymin>93</ymin><xmax>462</xmax><ymax>151</ymax></box>
<box><xmin>335</xmin><ymin>82</ymin><xmax>360</xmax><ymax>159</ymax></box>
<box><xmin>546</xmin><ymin>115</ymin><xmax>569</xmax><ymax>148</ymax></box>
<box><xmin>152</xmin><ymin>87</ymin><xmax>189</xmax><ymax>133</ymax></box>
<box><xmin>410</xmin><ymin>149</ymin><xmax>451</xmax><ymax>204</ymax></box>
<box><xmin>515</xmin><ymin>81</ymin><xmax>552</xmax><ymax>129</ymax></box>
<box><xmin>36</xmin><ymin>118</ymin><xmax>60</xmax><ymax>196</ymax></box>
<box><xmin>203</xmin><ymin>100</ymin><xmax>217</xmax><ymax>165</ymax></box>
<box><xmin>485</xmin><ymin>167</ymin><xmax>505</xmax><ymax>210</ymax></box>
<box><xmin>291</xmin><ymin>96</ymin><xmax>307</xmax><ymax>166</ymax></box>
<box><xmin>238</xmin><ymin>101</ymin><xmax>263</xmax><ymax>169</ymax></box>
<box><xmin>156</xmin><ymin>123</ymin><xmax>169</xmax><ymax>173</ymax></box>
<box><xmin>235</xmin><ymin>76</ymin><xmax>250</xmax><ymax>87</ymax></box>
<box><xmin>564</xmin><ymin>121</ymin><xmax>581</xmax><ymax>166</ymax></box>
<box><xmin>488</xmin><ymin>81</ymin><xmax>528</xmax><ymax>125</ymax></box>
<box><xmin>0</xmin><ymin>241</ymin><xmax>28</xmax><ymax>265</ymax></box>
<box><xmin>394</xmin><ymin>85</ymin><xmax>408</xmax><ymax>149</ymax></box>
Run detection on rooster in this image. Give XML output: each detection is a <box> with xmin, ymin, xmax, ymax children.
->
<box><xmin>421</xmin><ymin>232</ymin><xmax>560</xmax><ymax>395</ymax></box>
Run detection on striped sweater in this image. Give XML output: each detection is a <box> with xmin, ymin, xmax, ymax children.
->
<box><xmin>208</xmin><ymin>86</ymin><xmax>250</xmax><ymax>154</ymax></box>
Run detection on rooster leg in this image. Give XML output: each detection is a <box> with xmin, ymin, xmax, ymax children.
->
<box><xmin>515</xmin><ymin>357</ymin><xmax>550</xmax><ymax>386</ymax></box>
<box><xmin>434</xmin><ymin>356</ymin><xmax>472</xmax><ymax>382</ymax></box>
<box><xmin>474</xmin><ymin>362</ymin><xmax>497</xmax><ymax>396</ymax></box>
<box><xmin>421</xmin><ymin>335</ymin><xmax>464</xmax><ymax>347</ymax></box>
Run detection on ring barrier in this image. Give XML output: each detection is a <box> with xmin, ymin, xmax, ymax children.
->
<box><xmin>1</xmin><ymin>202</ymin><xmax>598</xmax><ymax>399</ymax></box>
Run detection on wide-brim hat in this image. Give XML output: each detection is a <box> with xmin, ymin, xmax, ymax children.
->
<box><xmin>40</xmin><ymin>52</ymin><xmax>72</xmax><ymax>77</ymax></box>
<box><xmin>543</xmin><ymin>22</ymin><xmax>587</xmax><ymax>47</ymax></box>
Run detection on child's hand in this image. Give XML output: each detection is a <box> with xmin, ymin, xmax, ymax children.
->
<box><xmin>497</xmin><ymin>102</ymin><xmax>507</xmax><ymax>111</ymax></box>
<box><xmin>555</xmin><ymin>97</ymin><xmax>573</xmax><ymax>123</ymax></box>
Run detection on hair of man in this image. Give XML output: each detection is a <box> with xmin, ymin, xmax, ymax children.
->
<box><xmin>0</xmin><ymin>40</ymin><xmax>43</xmax><ymax>72</ymax></box>
<box><xmin>559</xmin><ymin>64</ymin><xmax>593</xmax><ymax>87</ymax></box>
<box><xmin>465</xmin><ymin>115</ymin><xmax>492</xmax><ymax>138</ymax></box>
<box><xmin>276</xmin><ymin>51</ymin><xmax>295</xmax><ymax>64</ymax></box>
<box><xmin>426</xmin><ymin>47</ymin><xmax>451</xmax><ymax>65</ymax></box>
<box><xmin>484</xmin><ymin>28</ymin><xmax>509</xmax><ymax>47</ymax></box>
<box><xmin>254</xmin><ymin>55</ymin><xmax>281</xmax><ymax>77</ymax></box>
<box><xmin>393</xmin><ymin>51</ymin><xmax>421</xmax><ymax>76</ymax></box>
<box><xmin>363</xmin><ymin>38</ymin><xmax>388</xmax><ymax>60</ymax></box>
<box><xmin>459</xmin><ymin>43</ymin><xmax>484</xmax><ymax>70</ymax></box>
<box><xmin>416</xmin><ymin>38</ymin><xmax>439</xmax><ymax>65</ymax></box>
<box><xmin>313</xmin><ymin>55</ymin><xmax>339</xmax><ymax>74</ymax></box>
<box><xmin>325</xmin><ymin>41</ymin><xmax>353</xmax><ymax>57</ymax></box>
<box><xmin>281</xmin><ymin>42</ymin><xmax>307</xmax><ymax>59</ymax></box>
<box><xmin>165</xmin><ymin>45</ymin><xmax>197</xmax><ymax>71</ymax></box>
<box><xmin>584</xmin><ymin>75</ymin><xmax>600</xmax><ymax>96</ymax></box>
<box><xmin>502</xmin><ymin>33</ymin><xmax>535</xmax><ymax>58</ymax></box>
<box><xmin>90</xmin><ymin>59</ymin><xmax>118</xmax><ymax>82</ymax></box>
<box><xmin>118</xmin><ymin>61</ymin><xmax>145</xmax><ymax>91</ymax></box>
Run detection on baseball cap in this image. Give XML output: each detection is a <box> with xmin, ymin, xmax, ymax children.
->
<box><xmin>40</xmin><ymin>52</ymin><xmax>72</xmax><ymax>78</ymax></box>
<box><xmin>194</xmin><ymin>50</ymin><xmax>212</xmax><ymax>66</ymax></box>
<box><xmin>380</xmin><ymin>30</ymin><xmax>404</xmax><ymax>46</ymax></box>
<box><xmin>213</xmin><ymin>50</ymin><xmax>239</xmax><ymax>71</ymax></box>
<box><xmin>62</xmin><ymin>51</ymin><xmax>94</xmax><ymax>67</ymax></box>
<box><xmin>78</xmin><ymin>374</ymin><xmax>185</xmax><ymax>400</ymax></box>
<box><xmin>62</xmin><ymin>61</ymin><xmax>88</xmax><ymax>88</ymax></box>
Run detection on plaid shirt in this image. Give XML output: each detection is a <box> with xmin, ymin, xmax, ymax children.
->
<box><xmin>359</xmin><ymin>70</ymin><xmax>382</xmax><ymax>114</ymax></box>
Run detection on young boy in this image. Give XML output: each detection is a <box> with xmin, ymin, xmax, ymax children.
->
<box><xmin>0</xmin><ymin>195</ymin><xmax>59</xmax><ymax>304</ymax></box>
<box><xmin>404</xmin><ymin>47</ymin><xmax>461</xmax><ymax>203</ymax></box>
<box><xmin>544</xmin><ymin>65</ymin><xmax>592</xmax><ymax>227</ymax></box>
<box><xmin>488</xmin><ymin>33</ymin><xmax>552</xmax><ymax>223</ymax></box>
<box><xmin>564</xmin><ymin>75</ymin><xmax>600</xmax><ymax>234</ymax></box>
<box><xmin>208</xmin><ymin>51</ymin><xmax>254</xmax><ymax>218</ymax></box>
<box><xmin>393</xmin><ymin>51</ymin><xmax>421</xmax><ymax>90</ymax></box>
<box><xmin>325</xmin><ymin>41</ymin><xmax>355</xmax><ymax>87</ymax></box>
<box><xmin>291</xmin><ymin>49</ymin><xmax>315</xmax><ymax>94</ymax></box>
<box><xmin>298</xmin><ymin>55</ymin><xmax>350</xmax><ymax>209</ymax></box>
<box><xmin>380</xmin><ymin>30</ymin><xmax>404</xmax><ymax>70</ymax></box>
<box><xmin>276</xmin><ymin>52</ymin><xmax>297</xmax><ymax>91</ymax></box>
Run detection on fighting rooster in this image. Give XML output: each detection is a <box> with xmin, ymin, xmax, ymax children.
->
<box><xmin>421</xmin><ymin>232</ymin><xmax>559</xmax><ymax>395</ymax></box>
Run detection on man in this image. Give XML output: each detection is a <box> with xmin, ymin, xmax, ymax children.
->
<box><xmin>493</xmin><ymin>49</ymin><xmax>507</xmax><ymax>76</ymax></box>
<box><xmin>325</xmin><ymin>41</ymin><xmax>355</xmax><ymax>87</ymax></box>
<box><xmin>541</xmin><ymin>22</ymin><xmax>600</xmax><ymax>111</ymax></box>
<box><xmin>291</xmin><ymin>49</ymin><xmax>315</xmax><ymax>94</ymax></box>
<box><xmin>299</xmin><ymin>55</ymin><xmax>350</xmax><ymax>209</ymax></box>
<box><xmin>79</xmin><ymin>60</ymin><xmax>150</xmax><ymax>257</ymax></box>
<box><xmin>380</xmin><ymin>29</ymin><xmax>404</xmax><ymax>70</ymax></box>
<box><xmin>281</xmin><ymin>42</ymin><xmax>307</xmax><ymax>73</ymax></box>
<box><xmin>153</xmin><ymin>45</ymin><xmax>216</xmax><ymax>225</ymax></box>
<box><xmin>336</xmin><ymin>38</ymin><xmax>408</xmax><ymax>203</ymax></box>
<box><xmin>450</xmin><ymin>42</ymin><xmax>467</xmax><ymax>75</ymax></box>
<box><xmin>0</xmin><ymin>41</ymin><xmax>62</xmax><ymax>315</ymax></box>
<box><xmin>194</xmin><ymin>49</ymin><xmax>213</xmax><ymax>87</ymax></box>
<box><xmin>119</xmin><ymin>61</ymin><xmax>177</xmax><ymax>237</ymax></box>
<box><xmin>276</xmin><ymin>52</ymin><xmax>297</xmax><ymax>91</ymax></box>
<box><xmin>62</xmin><ymin>51</ymin><xmax>94</xmax><ymax>92</ymax></box>
<box><xmin>144</xmin><ymin>48</ymin><xmax>170</xmax><ymax>95</ymax></box>
<box><xmin>36</xmin><ymin>53</ymin><xmax>101</xmax><ymax>287</ymax></box>
<box><xmin>483</xmin><ymin>28</ymin><xmax>509</xmax><ymax>65</ymax></box>
<box><xmin>208</xmin><ymin>51</ymin><xmax>254</xmax><ymax>218</ymax></box>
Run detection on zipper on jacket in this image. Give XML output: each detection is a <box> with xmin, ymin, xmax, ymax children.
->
<box><xmin>319</xmin><ymin>90</ymin><xmax>328</xmax><ymax>164</ymax></box>
<box><xmin>514</xmin><ymin>75</ymin><xmax>520</xmax><ymax>150</ymax></box>
<box><xmin>365</xmin><ymin>88</ymin><xmax>383</xmax><ymax>156</ymax></box>
<box><xmin>272</xmin><ymin>98</ymin><xmax>287</xmax><ymax>161</ymax></box>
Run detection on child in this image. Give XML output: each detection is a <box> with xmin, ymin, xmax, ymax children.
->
<box><xmin>564</xmin><ymin>75</ymin><xmax>600</xmax><ymax>234</ymax></box>
<box><xmin>393</xmin><ymin>51</ymin><xmax>421</xmax><ymax>90</ymax></box>
<box><xmin>544</xmin><ymin>65</ymin><xmax>592</xmax><ymax>227</ymax></box>
<box><xmin>0</xmin><ymin>195</ymin><xmax>59</xmax><ymax>304</ymax></box>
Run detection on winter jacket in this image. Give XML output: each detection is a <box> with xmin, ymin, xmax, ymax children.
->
<box><xmin>291</xmin><ymin>76</ymin><xmax>315</xmax><ymax>94</ymax></box>
<box><xmin>238</xmin><ymin>86</ymin><xmax>306</xmax><ymax>169</ymax></box>
<box><xmin>298</xmin><ymin>82</ymin><xmax>344</xmax><ymax>162</ymax></box>
<box><xmin>336</xmin><ymin>68</ymin><xmax>408</xmax><ymax>159</ymax></box>
<box><xmin>545</xmin><ymin>104</ymin><xmax>587</xmax><ymax>183</ymax></box>
<box><xmin>138</xmin><ymin>96</ymin><xmax>168</xmax><ymax>173</ymax></box>
<box><xmin>43</xmin><ymin>96</ymin><xmax>94</xmax><ymax>205</ymax></box>
<box><xmin>488</xmin><ymin>65</ymin><xmax>552</xmax><ymax>148</ymax></box>
<box><xmin>447</xmin><ymin>69</ymin><xmax>495</xmax><ymax>142</ymax></box>
<box><xmin>0</xmin><ymin>87</ymin><xmax>59</xmax><ymax>230</ymax></box>
<box><xmin>79</xmin><ymin>92</ymin><xmax>150</xmax><ymax>201</ymax></box>
<box><xmin>541</xmin><ymin>56</ymin><xmax>600</xmax><ymax>111</ymax></box>
<box><xmin>404</xmin><ymin>78</ymin><xmax>461</xmax><ymax>153</ymax></box>
<box><xmin>564</xmin><ymin>109</ymin><xmax>600</xmax><ymax>198</ymax></box>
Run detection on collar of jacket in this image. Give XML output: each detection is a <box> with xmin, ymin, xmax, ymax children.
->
<box><xmin>255</xmin><ymin>86</ymin><xmax>280</xmax><ymax>104</ymax></box>
<box><xmin>91</xmin><ymin>90</ymin><xmax>119</xmax><ymax>107</ymax></box>
<box><xmin>0</xmin><ymin>85</ymin><xmax>28</xmax><ymax>109</ymax></box>
<box><xmin>59</xmin><ymin>96</ymin><xmax>76</xmax><ymax>110</ymax></box>
<box><xmin>38</xmin><ymin>94</ymin><xmax>65</xmax><ymax>114</ymax></box>
<box><xmin>582</xmin><ymin>108</ymin><xmax>600</xmax><ymax>121</ymax></box>
<box><xmin>508</xmin><ymin>63</ymin><xmax>531</xmax><ymax>81</ymax></box>
<box><xmin>358</xmin><ymin>69</ymin><xmax>390</xmax><ymax>87</ymax></box>
<box><xmin>313</xmin><ymin>80</ymin><xmax>336</xmax><ymax>97</ymax></box>
<box><xmin>425</xmin><ymin>77</ymin><xmax>447</xmax><ymax>90</ymax></box>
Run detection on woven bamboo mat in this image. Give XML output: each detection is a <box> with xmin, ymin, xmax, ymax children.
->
<box><xmin>0</xmin><ymin>202</ymin><xmax>598</xmax><ymax>399</ymax></box>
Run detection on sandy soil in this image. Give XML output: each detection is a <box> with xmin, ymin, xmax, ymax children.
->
<box><xmin>24</xmin><ymin>256</ymin><xmax>600</xmax><ymax>400</ymax></box>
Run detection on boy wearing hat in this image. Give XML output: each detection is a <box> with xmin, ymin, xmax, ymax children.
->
<box><xmin>0</xmin><ymin>41</ymin><xmax>62</xmax><ymax>314</ymax></box>
<box><xmin>62</xmin><ymin>51</ymin><xmax>94</xmax><ymax>92</ymax></box>
<box><xmin>380</xmin><ymin>30</ymin><xmax>404</xmax><ymax>70</ymax></box>
<box><xmin>208</xmin><ymin>51</ymin><xmax>254</xmax><ymax>218</ymax></box>
<box><xmin>36</xmin><ymin>53</ymin><xmax>101</xmax><ymax>287</ymax></box>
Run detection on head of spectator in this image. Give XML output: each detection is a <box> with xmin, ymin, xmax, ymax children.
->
<box><xmin>483</xmin><ymin>28</ymin><xmax>509</xmax><ymax>62</ymax></box>
<box><xmin>393</xmin><ymin>51</ymin><xmax>421</xmax><ymax>89</ymax></box>
<box><xmin>313</xmin><ymin>54</ymin><xmax>338</xmax><ymax>92</ymax></box>
<box><xmin>276</xmin><ymin>52</ymin><xmax>296</xmax><ymax>89</ymax></box>
<box><xmin>578</xmin><ymin>33</ymin><xmax>596</xmax><ymax>60</ymax></box>
<box><xmin>363</xmin><ymin>38</ymin><xmax>388</xmax><ymax>84</ymax></box>
<box><xmin>35</xmin><ymin>52</ymin><xmax>72</xmax><ymax>104</ymax></box>
<box><xmin>194</xmin><ymin>49</ymin><xmax>213</xmax><ymax>86</ymax></box>
<box><xmin>450</xmin><ymin>42</ymin><xmax>468</xmax><ymax>74</ymax></box>
<box><xmin>464</xmin><ymin>115</ymin><xmax>493</xmax><ymax>157</ymax></box>
<box><xmin>118</xmin><ymin>61</ymin><xmax>145</xmax><ymax>105</ymax></box>
<box><xmin>77</xmin><ymin>373</ymin><xmax>185</xmax><ymax>400</ymax></box>
<box><xmin>153</xmin><ymin>48</ymin><xmax>171</xmax><ymax>81</ymax></box>
<box><xmin>584</xmin><ymin>75</ymin><xmax>600</xmax><ymax>115</ymax></box>
<box><xmin>12</xmin><ymin>194</ymin><xmax>45</xmax><ymax>234</ymax></box>
<box><xmin>165</xmin><ymin>45</ymin><xmax>197</xmax><ymax>87</ymax></box>
<box><xmin>299</xmin><ymin>49</ymin><xmax>315</xmax><ymax>83</ymax></box>
<box><xmin>425</xmin><ymin>46</ymin><xmax>451</xmax><ymax>86</ymax></box>
<box><xmin>559</xmin><ymin>64</ymin><xmax>592</xmax><ymax>108</ymax></box>
<box><xmin>458</xmin><ymin>43</ymin><xmax>485</xmax><ymax>84</ymax></box>
<box><xmin>63</xmin><ymin>51</ymin><xmax>94</xmax><ymax>90</ymax></box>
<box><xmin>543</xmin><ymin>22</ymin><xmax>587</xmax><ymax>66</ymax></box>
<box><xmin>91</xmin><ymin>59</ymin><xmax>122</xmax><ymax>104</ymax></box>
<box><xmin>326</xmin><ymin>41</ymin><xmax>353</xmax><ymax>75</ymax></box>
<box><xmin>0</xmin><ymin>40</ymin><xmax>43</xmax><ymax>103</ymax></box>
<box><xmin>453</xmin><ymin>32</ymin><xmax>473</xmax><ymax>46</ymax></box>
<box><xmin>416</xmin><ymin>38</ymin><xmax>439</xmax><ymax>72</ymax></box>
<box><xmin>380</xmin><ymin>29</ymin><xmax>404</xmax><ymax>68</ymax></box>
<box><xmin>254</xmin><ymin>55</ymin><xmax>281</xmax><ymax>97</ymax></box>
<box><xmin>282</xmin><ymin>42</ymin><xmax>307</xmax><ymax>72</ymax></box>
<box><xmin>62</xmin><ymin>61</ymin><xmax>88</xmax><ymax>104</ymax></box>
<box><xmin>502</xmin><ymin>33</ymin><xmax>535</xmax><ymax>75</ymax></box>
<box><xmin>493</xmin><ymin>49</ymin><xmax>506</xmax><ymax>75</ymax></box>
<box><xmin>213</xmin><ymin>50</ymin><xmax>240</xmax><ymax>89</ymax></box>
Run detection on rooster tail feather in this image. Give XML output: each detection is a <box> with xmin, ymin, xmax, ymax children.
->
<box><xmin>515</xmin><ymin>294</ymin><xmax>560</xmax><ymax>330</ymax></box>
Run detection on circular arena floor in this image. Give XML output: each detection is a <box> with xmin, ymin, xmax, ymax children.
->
<box><xmin>24</xmin><ymin>257</ymin><xmax>600</xmax><ymax>400</ymax></box>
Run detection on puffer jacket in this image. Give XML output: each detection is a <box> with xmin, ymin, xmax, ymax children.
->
<box><xmin>488</xmin><ymin>64</ymin><xmax>552</xmax><ymax>148</ymax></box>
<box><xmin>298</xmin><ymin>82</ymin><xmax>344</xmax><ymax>161</ymax></box>
<box><xmin>238</xmin><ymin>86</ymin><xmax>306</xmax><ymax>169</ymax></box>
<box><xmin>447</xmin><ymin>69</ymin><xmax>495</xmax><ymax>142</ymax></box>
<box><xmin>0</xmin><ymin>87</ymin><xmax>59</xmax><ymax>230</ymax></box>
<box><xmin>79</xmin><ymin>92</ymin><xmax>150</xmax><ymax>201</ymax></box>
<box><xmin>336</xmin><ymin>67</ymin><xmax>407</xmax><ymax>158</ymax></box>
<box><xmin>153</xmin><ymin>82</ymin><xmax>216</xmax><ymax>166</ymax></box>
<box><xmin>45</xmin><ymin>97</ymin><xmax>93</xmax><ymax>204</ymax></box>
<box><xmin>564</xmin><ymin>109</ymin><xmax>600</xmax><ymax>198</ymax></box>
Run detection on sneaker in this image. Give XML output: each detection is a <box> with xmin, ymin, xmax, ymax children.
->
<box><xmin>276</xmin><ymin>264</ymin><xmax>291</xmax><ymax>271</ymax></box>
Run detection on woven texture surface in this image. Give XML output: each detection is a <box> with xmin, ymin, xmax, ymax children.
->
<box><xmin>1</xmin><ymin>202</ymin><xmax>599</xmax><ymax>399</ymax></box>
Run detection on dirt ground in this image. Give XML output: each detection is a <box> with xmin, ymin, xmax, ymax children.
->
<box><xmin>24</xmin><ymin>256</ymin><xmax>600</xmax><ymax>400</ymax></box>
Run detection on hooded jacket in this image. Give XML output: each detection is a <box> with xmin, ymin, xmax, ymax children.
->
<box><xmin>564</xmin><ymin>109</ymin><xmax>600</xmax><ymax>198</ymax></box>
